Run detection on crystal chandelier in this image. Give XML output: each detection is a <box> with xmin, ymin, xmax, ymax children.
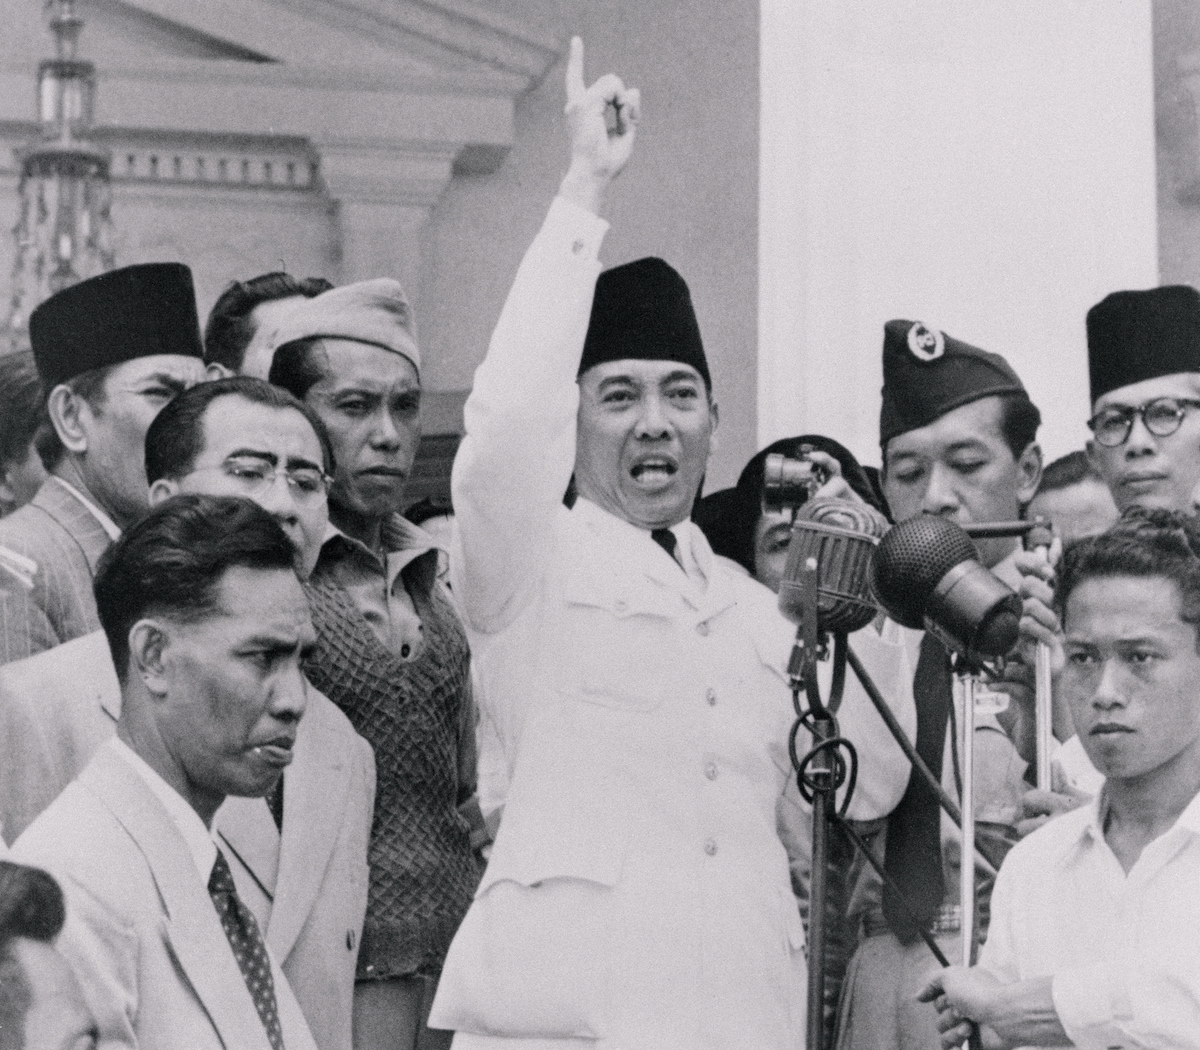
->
<box><xmin>3</xmin><ymin>0</ymin><xmax>115</xmax><ymax>351</ymax></box>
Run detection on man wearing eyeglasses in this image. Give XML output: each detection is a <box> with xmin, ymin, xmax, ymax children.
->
<box><xmin>142</xmin><ymin>375</ymin><xmax>376</xmax><ymax>1050</ymax></box>
<box><xmin>1085</xmin><ymin>286</ymin><xmax>1200</xmax><ymax>514</ymax></box>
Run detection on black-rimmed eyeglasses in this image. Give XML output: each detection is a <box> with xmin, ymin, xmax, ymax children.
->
<box><xmin>1087</xmin><ymin>397</ymin><xmax>1200</xmax><ymax>447</ymax></box>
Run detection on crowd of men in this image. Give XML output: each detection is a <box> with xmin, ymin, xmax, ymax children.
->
<box><xmin>0</xmin><ymin>37</ymin><xmax>1196</xmax><ymax>1050</ymax></box>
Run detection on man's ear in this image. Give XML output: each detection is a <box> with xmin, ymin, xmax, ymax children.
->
<box><xmin>206</xmin><ymin>362</ymin><xmax>233</xmax><ymax>381</ymax></box>
<box><xmin>148</xmin><ymin>478</ymin><xmax>181</xmax><ymax>507</ymax></box>
<box><xmin>128</xmin><ymin>620</ymin><xmax>171</xmax><ymax>698</ymax></box>
<box><xmin>46</xmin><ymin>385</ymin><xmax>90</xmax><ymax>455</ymax></box>
<box><xmin>1016</xmin><ymin>441</ymin><xmax>1044</xmax><ymax>506</ymax></box>
<box><xmin>707</xmin><ymin>399</ymin><xmax>720</xmax><ymax>454</ymax></box>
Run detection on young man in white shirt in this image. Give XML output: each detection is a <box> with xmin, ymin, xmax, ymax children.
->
<box><xmin>921</xmin><ymin>508</ymin><xmax>1200</xmax><ymax>1049</ymax></box>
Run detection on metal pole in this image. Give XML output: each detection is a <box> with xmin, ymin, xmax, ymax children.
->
<box><xmin>958</xmin><ymin>672</ymin><xmax>976</xmax><ymax>1050</ymax></box>
<box><xmin>806</xmin><ymin>709</ymin><xmax>833</xmax><ymax>1050</ymax></box>
<box><xmin>1027</xmin><ymin>519</ymin><xmax>1055</xmax><ymax>791</ymax></box>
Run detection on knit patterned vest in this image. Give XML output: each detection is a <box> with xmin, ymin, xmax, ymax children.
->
<box><xmin>303</xmin><ymin>571</ymin><xmax>482</xmax><ymax>980</ymax></box>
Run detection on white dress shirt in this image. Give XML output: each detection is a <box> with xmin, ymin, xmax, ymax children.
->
<box><xmin>111</xmin><ymin>738</ymin><xmax>218</xmax><ymax>882</ymax></box>
<box><xmin>979</xmin><ymin>786</ymin><xmax>1200</xmax><ymax>1049</ymax></box>
<box><xmin>53</xmin><ymin>476</ymin><xmax>122</xmax><ymax>542</ymax></box>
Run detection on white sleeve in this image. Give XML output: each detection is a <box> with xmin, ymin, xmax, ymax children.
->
<box><xmin>450</xmin><ymin>197</ymin><xmax>609</xmax><ymax>635</ymax></box>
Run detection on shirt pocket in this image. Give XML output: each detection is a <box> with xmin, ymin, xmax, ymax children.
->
<box><xmin>556</xmin><ymin>574</ymin><xmax>675</xmax><ymax>712</ymax></box>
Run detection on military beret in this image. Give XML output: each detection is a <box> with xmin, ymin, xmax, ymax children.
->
<box><xmin>879</xmin><ymin>320</ymin><xmax>1027</xmax><ymax>447</ymax></box>
<box><xmin>269</xmin><ymin>278</ymin><xmax>420</xmax><ymax>373</ymax></box>
<box><xmin>30</xmin><ymin>263</ymin><xmax>203</xmax><ymax>391</ymax></box>
<box><xmin>1086</xmin><ymin>285</ymin><xmax>1200</xmax><ymax>404</ymax></box>
<box><xmin>579</xmin><ymin>257</ymin><xmax>710</xmax><ymax>388</ymax></box>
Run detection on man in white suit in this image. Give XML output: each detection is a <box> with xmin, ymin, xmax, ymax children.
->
<box><xmin>431</xmin><ymin>39</ymin><xmax>896</xmax><ymax>1050</ymax></box>
<box><xmin>12</xmin><ymin>494</ymin><xmax>320</xmax><ymax>1049</ymax></box>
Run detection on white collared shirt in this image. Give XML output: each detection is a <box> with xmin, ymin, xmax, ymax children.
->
<box><xmin>110</xmin><ymin>738</ymin><xmax>218</xmax><ymax>884</ymax></box>
<box><xmin>52</xmin><ymin>476</ymin><xmax>122</xmax><ymax>542</ymax></box>
<box><xmin>979</xmin><ymin>785</ymin><xmax>1200</xmax><ymax>1049</ymax></box>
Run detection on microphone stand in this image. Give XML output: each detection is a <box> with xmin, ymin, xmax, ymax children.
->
<box><xmin>1026</xmin><ymin>519</ymin><xmax>1055</xmax><ymax>791</ymax></box>
<box><xmin>784</xmin><ymin>556</ymin><xmax>848</xmax><ymax>1050</ymax></box>
<box><xmin>953</xmin><ymin>656</ymin><xmax>986</xmax><ymax>1050</ymax></box>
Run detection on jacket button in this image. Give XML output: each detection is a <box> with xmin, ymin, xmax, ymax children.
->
<box><xmin>696</xmin><ymin>621</ymin><xmax>710</xmax><ymax>637</ymax></box>
<box><xmin>706</xmin><ymin>688</ymin><xmax>717</xmax><ymax>706</ymax></box>
<box><xmin>704</xmin><ymin>838</ymin><xmax>718</xmax><ymax>856</ymax></box>
<box><xmin>704</xmin><ymin>762</ymin><xmax>718</xmax><ymax>781</ymax></box>
<box><xmin>347</xmin><ymin>930</ymin><xmax>356</xmax><ymax>951</ymax></box>
<box><xmin>614</xmin><ymin>599</ymin><xmax>628</xmax><ymax>614</ymax></box>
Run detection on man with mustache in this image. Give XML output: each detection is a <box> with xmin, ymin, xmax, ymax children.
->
<box><xmin>11</xmin><ymin>495</ymin><xmax>320</xmax><ymax>1049</ymax></box>
<box><xmin>268</xmin><ymin>280</ymin><xmax>483</xmax><ymax>1050</ymax></box>
<box><xmin>921</xmin><ymin>509</ymin><xmax>1200</xmax><ymax>1048</ymax></box>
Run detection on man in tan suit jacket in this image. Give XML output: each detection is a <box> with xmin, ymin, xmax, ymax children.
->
<box><xmin>1</xmin><ymin>376</ymin><xmax>376</xmax><ymax>1050</ymax></box>
<box><xmin>13</xmin><ymin>495</ymin><xmax>321</xmax><ymax>1049</ymax></box>
<box><xmin>0</xmin><ymin>263</ymin><xmax>207</xmax><ymax>663</ymax></box>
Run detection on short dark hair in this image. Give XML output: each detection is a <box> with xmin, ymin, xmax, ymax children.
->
<box><xmin>268</xmin><ymin>337</ymin><xmax>328</xmax><ymax>401</ymax></box>
<box><xmin>37</xmin><ymin>364</ymin><xmax>112</xmax><ymax>471</ymax></box>
<box><xmin>998</xmin><ymin>392</ymin><xmax>1042</xmax><ymax>461</ymax></box>
<box><xmin>0</xmin><ymin>861</ymin><xmax>66</xmax><ymax>1050</ymax></box>
<box><xmin>144</xmin><ymin>375</ymin><xmax>335</xmax><ymax>483</ymax></box>
<box><xmin>1058</xmin><ymin>507</ymin><xmax>1200</xmax><ymax>640</ymax></box>
<box><xmin>1035</xmin><ymin>449</ymin><xmax>1100</xmax><ymax>497</ymax></box>
<box><xmin>204</xmin><ymin>272</ymin><xmax>333</xmax><ymax>372</ymax></box>
<box><xmin>882</xmin><ymin>390</ymin><xmax>1042</xmax><ymax>466</ymax></box>
<box><xmin>94</xmin><ymin>494</ymin><xmax>296</xmax><ymax>681</ymax></box>
<box><xmin>0</xmin><ymin>353</ymin><xmax>45</xmax><ymax>470</ymax></box>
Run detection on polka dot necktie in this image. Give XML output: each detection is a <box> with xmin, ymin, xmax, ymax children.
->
<box><xmin>208</xmin><ymin>848</ymin><xmax>286</xmax><ymax>1050</ymax></box>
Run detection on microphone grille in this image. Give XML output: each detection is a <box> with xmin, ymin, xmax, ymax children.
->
<box><xmin>778</xmin><ymin>498</ymin><xmax>888</xmax><ymax>633</ymax></box>
<box><xmin>870</xmin><ymin>515</ymin><xmax>978</xmax><ymax>628</ymax></box>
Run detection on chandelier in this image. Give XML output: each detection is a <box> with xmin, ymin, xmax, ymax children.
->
<box><xmin>3</xmin><ymin>0</ymin><xmax>115</xmax><ymax>351</ymax></box>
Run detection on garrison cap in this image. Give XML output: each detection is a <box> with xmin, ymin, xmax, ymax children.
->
<box><xmin>1086</xmin><ymin>285</ymin><xmax>1200</xmax><ymax>404</ymax></box>
<box><xmin>269</xmin><ymin>278</ymin><xmax>420</xmax><ymax>374</ymax></box>
<box><xmin>879</xmin><ymin>320</ymin><xmax>1026</xmax><ymax>447</ymax></box>
<box><xmin>30</xmin><ymin>263</ymin><xmax>203</xmax><ymax>391</ymax></box>
<box><xmin>579</xmin><ymin>257</ymin><xmax>710</xmax><ymax>388</ymax></box>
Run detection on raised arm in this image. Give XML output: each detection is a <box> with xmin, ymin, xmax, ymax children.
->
<box><xmin>450</xmin><ymin>39</ymin><xmax>640</xmax><ymax>633</ymax></box>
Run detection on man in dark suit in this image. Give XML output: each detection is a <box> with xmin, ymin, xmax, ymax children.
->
<box><xmin>0</xmin><ymin>263</ymin><xmax>208</xmax><ymax>663</ymax></box>
<box><xmin>12</xmin><ymin>495</ymin><xmax>320</xmax><ymax>1049</ymax></box>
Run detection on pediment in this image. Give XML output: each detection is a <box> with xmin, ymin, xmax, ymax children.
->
<box><xmin>0</xmin><ymin>0</ymin><xmax>565</xmax><ymax>194</ymax></box>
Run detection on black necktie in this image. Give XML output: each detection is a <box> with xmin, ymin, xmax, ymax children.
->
<box><xmin>651</xmin><ymin>527</ymin><xmax>683</xmax><ymax>570</ymax></box>
<box><xmin>208</xmin><ymin>849</ymin><xmax>286</xmax><ymax>1050</ymax></box>
<box><xmin>883</xmin><ymin>633</ymin><xmax>953</xmax><ymax>944</ymax></box>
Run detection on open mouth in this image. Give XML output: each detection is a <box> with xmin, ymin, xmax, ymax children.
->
<box><xmin>629</xmin><ymin>458</ymin><xmax>678</xmax><ymax>490</ymax></box>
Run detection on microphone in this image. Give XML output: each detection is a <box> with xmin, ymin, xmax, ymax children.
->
<box><xmin>870</xmin><ymin>515</ymin><xmax>1021</xmax><ymax>658</ymax></box>
<box><xmin>778</xmin><ymin>497</ymin><xmax>889</xmax><ymax>634</ymax></box>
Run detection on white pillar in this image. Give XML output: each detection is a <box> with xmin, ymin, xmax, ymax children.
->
<box><xmin>759</xmin><ymin>1</ymin><xmax>1159</xmax><ymax>466</ymax></box>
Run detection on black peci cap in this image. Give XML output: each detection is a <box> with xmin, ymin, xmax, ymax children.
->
<box><xmin>1086</xmin><ymin>285</ymin><xmax>1200</xmax><ymax>404</ymax></box>
<box><xmin>579</xmin><ymin>257</ymin><xmax>710</xmax><ymax>388</ymax></box>
<box><xmin>879</xmin><ymin>320</ymin><xmax>1027</xmax><ymax>447</ymax></box>
<box><xmin>30</xmin><ymin>263</ymin><xmax>204</xmax><ymax>391</ymax></box>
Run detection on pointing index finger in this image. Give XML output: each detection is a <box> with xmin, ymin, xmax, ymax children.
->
<box><xmin>565</xmin><ymin>36</ymin><xmax>586</xmax><ymax>106</ymax></box>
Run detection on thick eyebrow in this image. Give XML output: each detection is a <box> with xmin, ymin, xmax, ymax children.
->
<box><xmin>659</xmin><ymin>369</ymin><xmax>703</xmax><ymax>387</ymax></box>
<box><xmin>226</xmin><ymin>448</ymin><xmax>278</xmax><ymax>467</ymax></box>
<box><xmin>596</xmin><ymin>375</ymin><xmax>641</xmax><ymax>393</ymax></box>
<box><xmin>137</xmin><ymin>372</ymin><xmax>192</xmax><ymax>393</ymax></box>
<box><xmin>942</xmin><ymin>439</ymin><xmax>991</xmax><ymax>456</ymax></box>
<box><xmin>284</xmin><ymin>454</ymin><xmax>323</xmax><ymax>474</ymax></box>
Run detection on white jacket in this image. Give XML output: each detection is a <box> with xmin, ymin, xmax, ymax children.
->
<box><xmin>431</xmin><ymin>198</ymin><xmax>913</xmax><ymax>1050</ymax></box>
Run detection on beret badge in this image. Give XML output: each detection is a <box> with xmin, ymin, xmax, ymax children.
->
<box><xmin>906</xmin><ymin>322</ymin><xmax>945</xmax><ymax>361</ymax></box>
